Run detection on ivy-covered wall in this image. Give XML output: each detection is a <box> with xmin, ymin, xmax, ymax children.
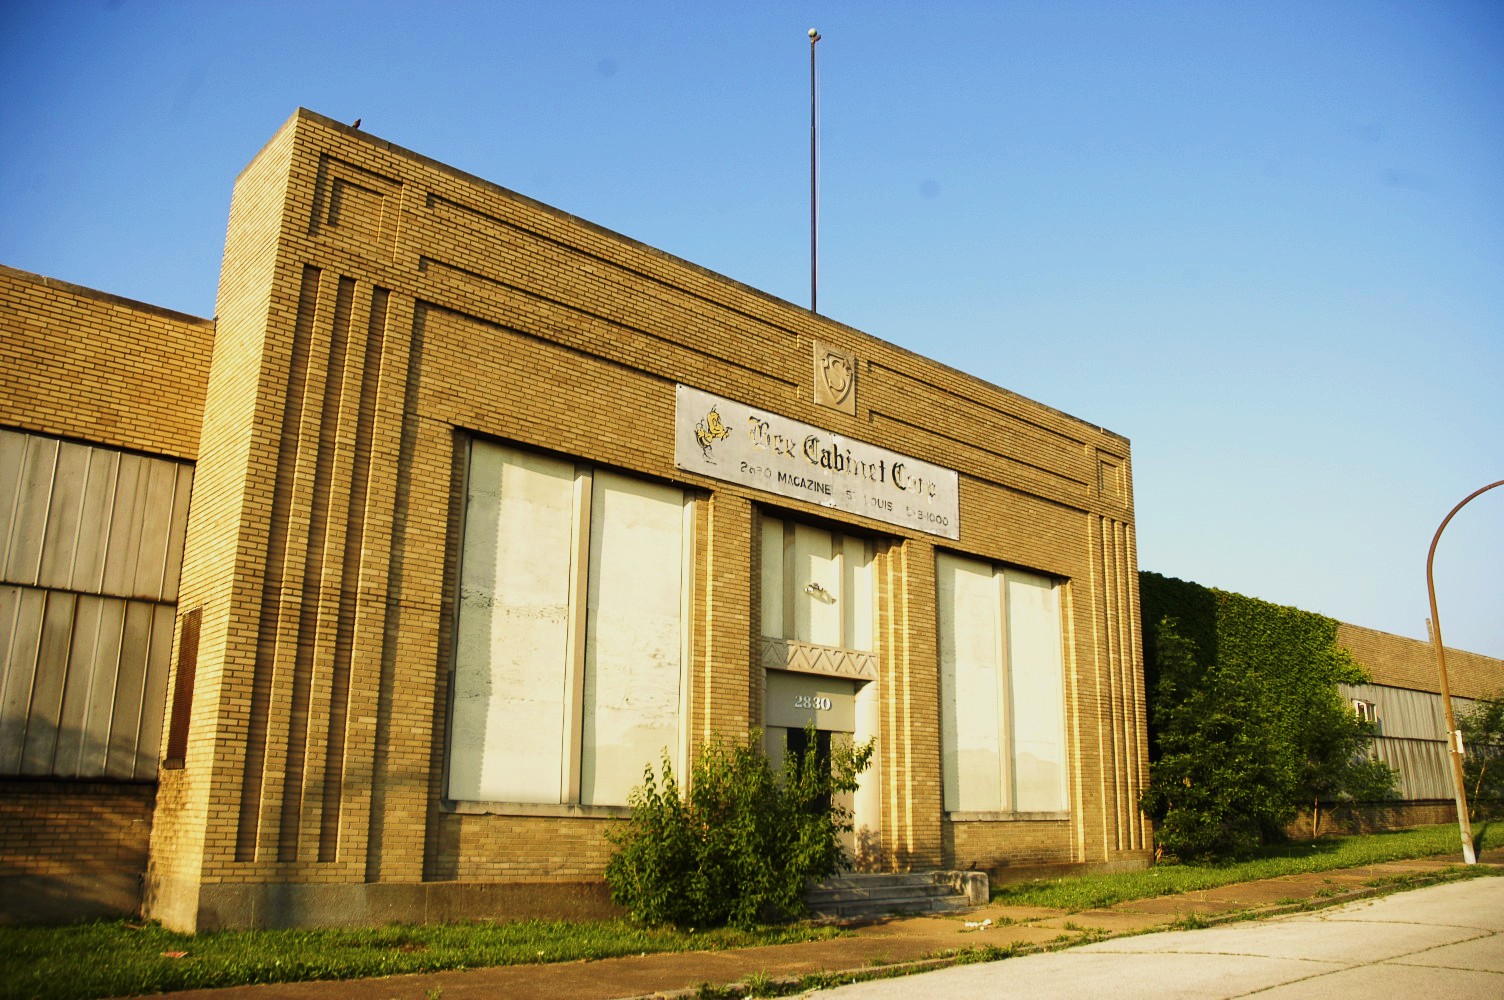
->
<box><xmin>1137</xmin><ymin>572</ymin><xmax>1393</xmax><ymax>857</ymax></box>
<box><xmin>1140</xmin><ymin>572</ymin><xmax>1369</xmax><ymax>748</ymax></box>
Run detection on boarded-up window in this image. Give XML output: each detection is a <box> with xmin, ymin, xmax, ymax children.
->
<box><xmin>759</xmin><ymin>516</ymin><xmax>874</xmax><ymax>651</ymax></box>
<box><xmin>580</xmin><ymin>472</ymin><xmax>689</xmax><ymax>805</ymax></box>
<box><xmin>937</xmin><ymin>553</ymin><xmax>1068</xmax><ymax>814</ymax></box>
<box><xmin>161</xmin><ymin>608</ymin><xmax>202</xmax><ymax>769</ymax></box>
<box><xmin>446</xmin><ymin>440</ymin><xmax>690</xmax><ymax>807</ymax></box>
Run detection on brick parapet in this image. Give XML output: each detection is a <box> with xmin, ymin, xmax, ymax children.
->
<box><xmin>0</xmin><ymin>265</ymin><xmax>213</xmax><ymax>460</ymax></box>
<box><xmin>1338</xmin><ymin>622</ymin><xmax>1501</xmax><ymax>701</ymax></box>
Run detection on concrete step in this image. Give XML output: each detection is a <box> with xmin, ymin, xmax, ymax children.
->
<box><xmin>806</xmin><ymin>870</ymin><xmax>988</xmax><ymax>920</ymax></box>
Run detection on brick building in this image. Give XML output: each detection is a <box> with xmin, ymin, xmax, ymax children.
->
<box><xmin>2</xmin><ymin>110</ymin><xmax>1150</xmax><ymax>930</ymax></box>
<box><xmin>10</xmin><ymin>110</ymin><xmax>1491</xmax><ymax>931</ymax></box>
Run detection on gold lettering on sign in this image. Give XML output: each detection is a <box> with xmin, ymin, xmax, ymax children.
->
<box><xmin>813</xmin><ymin>341</ymin><xmax>858</xmax><ymax>415</ymax></box>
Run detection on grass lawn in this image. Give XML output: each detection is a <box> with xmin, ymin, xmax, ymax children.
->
<box><xmin>2</xmin><ymin>823</ymin><xmax>1496</xmax><ymax>1000</ymax></box>
<box><xmin>0</xmin><ymin>917</ymin><xmax>843</xmax><ymax>1000</ymax></box>
<box><xmin>993</xmin><ymin>821</ymin><xmax>1503</xmax><ymax>911</ymax></box>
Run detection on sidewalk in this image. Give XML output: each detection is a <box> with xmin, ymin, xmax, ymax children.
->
<box><xmin>150</xmin><ymin>852</ymin><xmax>1501</xmax><ymax>1000</ymax></box>
<box><xmin>819</xmin><ymin>875</ymin><xmax>1504</xmax><ymax>999</ymax></box>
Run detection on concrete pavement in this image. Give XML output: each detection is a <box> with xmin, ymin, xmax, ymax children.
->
<box><xmin>817</xmin><ymin>876</ymin><xmax>1504</xmax><ymax>999</ymax></box>
<box><xmin>141</xmin><ymin>854</ymin><xmax>1502</xmax><ymax>1000</ymax></box>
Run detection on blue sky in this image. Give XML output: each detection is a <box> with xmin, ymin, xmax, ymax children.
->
<box><xmin>3</xmin><ymin>1</ymin><xmax>1501</xmax><ymax>657</ymax></box>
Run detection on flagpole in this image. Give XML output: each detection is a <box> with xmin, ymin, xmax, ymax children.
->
<box><xmin>809</xmin><ymin>27</ymin><xmax>821</xmax><ymax>314</ymax></box>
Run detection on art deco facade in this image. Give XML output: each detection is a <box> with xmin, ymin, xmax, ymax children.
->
<box><xmin>8</xmin><ymin>109</ymin><xmax>1152</xmax><ymax>929</ymax></box>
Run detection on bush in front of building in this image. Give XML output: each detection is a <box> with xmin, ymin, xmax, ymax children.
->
<box><xmin>605</xmin><ymin>728</ymin><xmax>873</xmax><ymax>929</ymax></box>
<box><xmin>1139</xmin><ymin>573</ymin><xmax>1396</xmax><ymax>860</ymax></box>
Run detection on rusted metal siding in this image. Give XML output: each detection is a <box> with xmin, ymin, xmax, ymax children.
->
<box><xmin>0</xmin><ymin>428</ymin><xmax>191</xmax><ymax>779</ymax></box>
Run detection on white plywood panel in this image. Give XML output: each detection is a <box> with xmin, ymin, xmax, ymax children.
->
<box><xmin>2</xmin><ymin>585</ymin><xmax>171</xmax><ymax>779</ymax></box>
<box><xmin>53</xmin><ymin>595</ymin><xmax>124</xmax><ymax>777</ymax></box>
<box><xmin>1006</xmin><ymin>569</ymin><xmax>1068</xmax><ymax>812</ymax></box>
<box><xmin>101</xmin><ymin>454</ymin><xmax>148</xmax><ymax>599</ymax></box>
<box><xmin>842</xmin><ymin>535</ymin><xmax>874</xmax><ymax>652</ymax></box>
<box><xmin>160</xmin><ymin>465</ymin><xmax>194</xmax><ymax>600</ymax></box>
<box><xmin>1370</xmin><ymin>736</ymin><xmax>1454</xmax><ymax>799</ymax></box>
<box><xmin>580</xmin><ymin>472</ymin><xmax>684</xmax><ymax>806</ymax></box>
<box><xmin>793</xmin><ymin>523</ymin><xmax>840</xmax><ymax>646</ymax></box>
<box><xmin>1340</xmin><ymin>682</ymin><xmax>1450</xmax><ymax>741</ymax></box>
<box><xmin>0</xmin><ymin>432</ymin><xmax>27</xmax><ymax>575</ymax></box>
<box><xmin>760</xmin><ymin>516</ymin><xmax>784</xmax><ymax>638</ymax></box>
<box><xmin>447</xmin><ymin>442</ymin><xmax>574</xmax><ymax>803</ymax></box>
<box><xmin>937</xmin><ymin>552</ymin><xmax>1004</xmax><ymax>812</ymax></box>
<box><xmin>129</xmin><ymin>458</ymin><xmax>181</xmax><ymax>600</ymax></box>
<box><xmin>134</xmin><ymin>602</ymin><xmax>175</xmax><ymax>775</ymax></box>
<box><xmin>105</xmin><ymin>600</ymin><xmax>154</xmax><ymax>779</ymax></box>
<box><xmin>765</xmin><ymin>670</ymin><xmax>856</xmax><ymax>731</ymax></box>
<box><xmin>70</xmin><ymin>447</ymin><xmax>120</xmax><ymax>594</ymax></box>
<box><xmin>852</xmin><ymin>678</ymin><xmax>882</xmax><ymax>862</ymax></box>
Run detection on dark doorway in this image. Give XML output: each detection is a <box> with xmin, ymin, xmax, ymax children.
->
<box><xmin>787</xmin><ymin>726</ymin><xmax>833</xmax><ymax>814</ymax></box>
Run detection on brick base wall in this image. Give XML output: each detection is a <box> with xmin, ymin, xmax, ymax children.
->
<box><xmin>1286</xmin><ymin>800</ymin><xmax>1463</xmax><ymax>839</ymax></box>
<box><xmin>0</xmin><ymin>780</ymin><xmax>155</xmax><ymax>924</ymax></box>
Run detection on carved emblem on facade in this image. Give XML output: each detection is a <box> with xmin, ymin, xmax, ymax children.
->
<box><xmin>813</xmin><ymin>341</ymin><xmax>858</xmax><ymax>415</ymax></box>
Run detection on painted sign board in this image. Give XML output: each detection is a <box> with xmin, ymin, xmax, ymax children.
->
<box><xmin>674</xmin><ymin>384</ymin><xmax>960</xmax><ymax>540</ymax></box>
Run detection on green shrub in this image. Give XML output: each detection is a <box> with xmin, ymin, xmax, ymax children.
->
<box><xmin>1139</xmin><ymin>621</ymin><xmax>1291</xmax><ymax>860</ymax></box>
<box><xmin>605</xmin><ymin>728</ymin><xmax>873</xmax><ymax>928</ymax></box>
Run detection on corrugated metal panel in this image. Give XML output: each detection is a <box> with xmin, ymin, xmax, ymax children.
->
<box><xmin>1340</xmin><ymin>682</ymin><xmax>1478</xmax><ymax>802</ymax></box>
<box><xmin>0</xmin><ymin>429</ymin><xmax>192</xmax><ymax>780</ymax></box>
<box><xmin>0</xmin><ymin>428</ymin><xmax>191</xmax><ymax>602</ymax></box>
<box><xmin>1340</xmin><ymin>682</ymin><xmax>1456</xmax><ymax>740</ymax></box>
<box><xmin>1</xmin><ymin>433</ymin><xmax>56</xmax><ymax>583</ymax></box>
<box><xmin>0</xmin><ymin>585</ymin><xmax>176</xmax><ymax>779</ymax></box>
<box><xmin>1371</xmin><ymin>736</ymin><xmax>1455</xmax><ymax>800</ymax></box>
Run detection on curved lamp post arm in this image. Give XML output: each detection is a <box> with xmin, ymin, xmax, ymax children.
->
<box><xmin>1426</xmin><ymin>479</ymin><xmax>1504</xmax><ymax>866</ymax></box>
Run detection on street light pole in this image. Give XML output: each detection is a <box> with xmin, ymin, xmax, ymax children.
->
<box><xmin>1425</xmin><ymin>478</ymin><xmax>1504</xmax><ymax>866</ymax></box>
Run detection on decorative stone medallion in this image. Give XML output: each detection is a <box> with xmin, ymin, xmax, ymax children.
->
<box><xmin>813</xmin><ymin>340</ymin><xmax>858</xmax><ymax>415</ymax></box>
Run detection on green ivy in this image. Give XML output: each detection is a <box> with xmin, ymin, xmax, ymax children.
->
<box><xmin>1139</xmin><ymin>573</ymin><xmax>1396</xmax><ymax>859</ymax></box>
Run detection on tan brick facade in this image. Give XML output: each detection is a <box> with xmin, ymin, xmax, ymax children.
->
<box><xmin>135</xmin><ymin>110</ymin><xmax>1152</xmax><ymax>929</ymax></box>
<box><xmin>5</xmin><ymin>110</ymin><xmax>1152</xmax><ymax>929</ymax></box>
<box><xmin>0</xmin><ymin>781</ymin><xmax>156</xmax><ymax>923</ymax></box>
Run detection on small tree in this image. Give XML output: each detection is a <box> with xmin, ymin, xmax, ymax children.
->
<box><xmin>605</xmin><ymin>727</ymin><xmax>873</xmax><ymax>928</ymax></box>
<box><xmin>1459</xmin><ymin>692</ymin><xmax>1504</xmax><ymax>821</ymax></box>
<box><xmin>1296</xmin><ymin>694</ymin><xmax>1396</xmax><ymax>838</ymax></box>
<box><xmin>1140</xmin><ymin>619</ymin><xmax>1293</xmax><ymax>860</ymax></box>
